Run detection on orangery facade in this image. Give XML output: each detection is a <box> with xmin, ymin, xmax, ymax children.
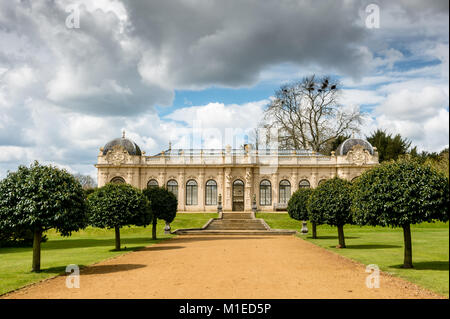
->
<box><xmin>96</xmin><ymin>135</ymin><xmax>379</xmax><ymax>212</ymax></box>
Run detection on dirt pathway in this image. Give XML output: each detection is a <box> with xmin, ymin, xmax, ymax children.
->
<box><xmin>3</xmin><ymin>235</ymin><xmax>442</xmax><ymax>299</ymax></box>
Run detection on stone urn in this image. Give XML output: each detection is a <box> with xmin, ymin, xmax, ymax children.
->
<box><xmin>217</xmin><ymin>194</ymin><xmax>223</xmax><ymax>213</ymax></box>
<box><xmin>164</xmin><ymin>221</ymin><xmax>171</xmax><ymax>234</ymax></box>
<box><xmin>300</xmin><ymin>221</ymin><xmax>308</xmax><ymax>234</ymax></box>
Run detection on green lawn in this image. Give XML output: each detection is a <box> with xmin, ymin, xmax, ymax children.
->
<box><xmin>257</xmin><ymin>212</ymin><xmax>449</xmax><ymax>297</ymax></box>
<box><xmin>0</xmin><ymin>213</ymin><xmax>216</xmax><ymax>296</ymax></box>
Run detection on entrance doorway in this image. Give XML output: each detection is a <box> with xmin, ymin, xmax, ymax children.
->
<box><xmin>232</xmin><ymin>179</ymin><xmax>245</xmax><ymax>211</ymax></box>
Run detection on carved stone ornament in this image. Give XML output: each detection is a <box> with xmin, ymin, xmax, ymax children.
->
<box><xmin>346</xmin><ymin>144</ymin><xmax>371</xmax><ymax>166</ymax></box>
<box><xmin>105</xmin><ymin>144</ymin><xmax>129</xmax><ymax>165</ymax></box>
<box><xmin>245</xmin><ymin>171</ymin><xmax>252</xmax><ymax>184</ymax></box>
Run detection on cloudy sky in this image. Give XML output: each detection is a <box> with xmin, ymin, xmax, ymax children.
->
<box><xmin>0</xmin><ymin>0</ymin><xmax>448</xmax><ymax>179</ymax></box>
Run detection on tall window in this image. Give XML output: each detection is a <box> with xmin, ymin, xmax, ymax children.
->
<box><xmin>299</xmin><ymin>179</ymin><xmax>310</xmax><ymax>188</ymax></box>
<box><xmin>259</xmin><ymin>180</ymin><xmax>272</xmax><ymax>206</ymax></box>
<box><xmin>279</xmin><ymin>180</ymin><xmax>291</xmax><ymax>204</ymax></box>
<box><xmin>147</xmin><ymin>179</ymin><xmax>159</xmax><ymax>188</ymax></box>
<box><xmin>205</xmin><ymin>180</ymin><xmax>217</xmax><ymax>205</ymax></box>
<box><xmin>167</xmin><ymin>180</ymin><xmax>178</xmax><ymax>198</ymax></box>
<box><xmin>110</xmin><ymin>176</ymin><xmax>125</xmax><ymax>184</ymax></box>
<box><xmin>186</xmin><ymin>180</ymin><xmax>198</xmax><ymax>205</ymax></box>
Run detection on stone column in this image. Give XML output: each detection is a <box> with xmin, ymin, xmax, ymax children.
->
<box><xmin>178</xmin><ymin>169</ymin><xmax>185</xmax><ymax>211</ymax></box>
<box><xmin>198</xmin><ymin>169</ymin><xmax>205</xmax><ymax>211</ymax></box>
<box><xmin>224</xmin><ymin>167</ymin><xmax>232</xmax><ymax>211</ymax></box>
<box><xmin>253</xmin><ymin>169</ymin><xmax>260</xmax><ymax>210</ymax></box>
<box><xmin>244</xmin><ymin>167</ymin><xmax>253</xmax><ymax>211</ymax></box>
<box><xmin>218</xmin><ymin>169</ymin><xmax>224</xmax><ymax>206</ymax></box>
<box><xmin>292</xmin><ymin>168</ymin><xmax>298</xmax><ymax>193</ymax></box>
<box><xmin>271</xmin><ymin>173</ymin><xmax>278</xmax><ymax>207</ymax></box>
<box><xmin>158</xmin><ymin>170</ymin><xmax>166</xmax><ymax>188</ymax></box>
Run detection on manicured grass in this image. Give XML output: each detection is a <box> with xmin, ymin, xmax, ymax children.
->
<box><xmin>0</xmin><ymin>213</ymin><xmax>216</xmax><ymax>296</ymax></box>
<box><xmin>257</xmin><ymin>212</ymin><xmax>449</xmax><ymax>296</ymax></box>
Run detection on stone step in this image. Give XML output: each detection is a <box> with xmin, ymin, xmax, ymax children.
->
<box><xmin>222</xmin><ymin>213</ymin><xmax>253</xmax><ymax>219</ymax></box>
<box><xmin>175</xmin><ymin>230</ymin><xmax>297</xmax><ymax>235</ymax></box>
<box><xmin>207</xmin><ymin>219</ymin><xmax>267</xmax><ymax>230</ymax></box>
<box><xmin>207</xmin><ymin>225</ymin><xmax>267</xmax><ymax>230</ymax></box>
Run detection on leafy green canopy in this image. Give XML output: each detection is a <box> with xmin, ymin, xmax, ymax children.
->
<box><xmin>366</xmin><ymin>129</ymin><xmax>411</xmax><ymax>162</ymax></box>
<box><xmin>0</xmin><ymin>161</ymin><xmax>87</xmax><ymax>236</ymax></box>
<box><xmin>143</xmin><ymin>186</ymin><xmax>177</xmax><ymax>223</ymax></box>
<box><xmin>87</xmin><ymin>183</ymin><xmax>151</xmax><ymax>228</ymax></box>
<box><xmin>351</xmin><ymin>159</ymin><xmax>449</xmax><ymax>227</ymax></box>
<box><xmin>308</xmin><ymin>177</ymin><xmax>353</xmax><ymax>226</ymax></box>
<box><xmin>287</xmin><ymin>188</ymin><xmax>313</xmax><ymax>221</ymax></box>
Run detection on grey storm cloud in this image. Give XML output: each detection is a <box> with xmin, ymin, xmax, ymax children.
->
<box><xmin>0</xmin><ymin>0</ymin><xmax>448</xmax><ymax>178</ymax></box>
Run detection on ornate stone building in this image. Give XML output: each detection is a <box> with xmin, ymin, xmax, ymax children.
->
<box><xmin>96</xmin><ymin>134</ymin><xmax>379</xmax><ymax>212</ymax></box>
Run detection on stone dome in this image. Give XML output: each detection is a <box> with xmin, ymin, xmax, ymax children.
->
<box><xmin>336</xmin><ymin>138</ymin><xmax>374</xmax><ymax>156</ymax></box>
<box><xmin>102</xmin><ymin>134</ymin><xmax>142</xmax><ymax>156</ymax></box>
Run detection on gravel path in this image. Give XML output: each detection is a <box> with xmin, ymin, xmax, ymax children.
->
<box><xmin>3</xmin><ymin>235</ymin><xmax>442</xmax><ymax>299</ymax></box>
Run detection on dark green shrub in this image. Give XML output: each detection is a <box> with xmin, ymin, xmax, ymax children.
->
<box><xmin>308</xmin><ymin>177</ymin><xmax>353</xmax><ymax>247</ymax></box>
<box><xmin>87</xmin><ymin>183</ymin><xmax>152</xmax><ymax>250</ymax></box>
<box><xmin>143</xmin><ymin>186</ymin><xmax>178</xmax><ymax>239</ymax></box>
<box><xmin>288</xmin><ymin>188</ymin><xmax>313</xmax><ymax>233</ymax></box>
<box><xmin>0</xmin><ymin>161</ymin><xmax>87</xmax><ymax>271</ymax></box>
<box><xmin>352</xmin><ymin>158</ymin><xmax>449</xmax><ymax>268</ymax></box>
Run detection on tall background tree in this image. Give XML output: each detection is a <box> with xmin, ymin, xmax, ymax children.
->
<box><xmin>74</xmin><ymin>173</ymin><xmax>97</xmax><ymax>189</ymax></box>
<box><xmin>366</xmin><ymin>129</ymin><xmax>411</xmax><ymax>162</ymax></box>
<box><xmin>262</xmin><ymin>75</ymin><xmax>361</xmax><ymax>152</ymax></box>
<box><xmin>351</xmin><ymin>159</ymin><xmax>449</xmax><ymax>268</ymax></box>
<box><xmin>87</xmin><ymin>183</ymin><xmax>151</xmax><ymax>250</ymax></box>
<box><xmin>143</xmin><ymin>186</ymin><xmax>178</xmax><ymax>240</ymax></box>
<box><xmin>0</xmin><ymin>162</ymin><xmax>87</xmax><ymax>272</ymax></box>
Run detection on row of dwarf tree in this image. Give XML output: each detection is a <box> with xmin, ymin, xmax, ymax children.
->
<box><xmin>0</xmin><ymin>161</ymin><xmax>177</xmax><ymax>272</ymax></box>
<box><xmin>287</xmin><ymin>157</ymin><xmax>449</xmax><ymax>268</ymax></box>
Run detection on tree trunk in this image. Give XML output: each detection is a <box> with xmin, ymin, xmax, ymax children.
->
<box><xmin>152</xmin><ymin>215</ymin><xmax>157</xmax><ymax>240</ymax></box>
<box><xmin>32</xmin><ymin>229</ymin><xmax>42</xmax><ymax>272</ymax></box>
<box><xmin>337</xmin><ymin>225</ymin><xmax>346</xmax><ymax>248</ymax></box>
<box><xmin>312</xmin><ymin>222</ymin><xmax>317</xmax><ymax>239</ymax></box>
<box><xmin>402</xmin><ymin>224</ymin><xmax>413</xmax><ymax>268</ymax></box>
<box><xmin>115</xmin><ymin>227</ymin><xmax>121</xmax><ymax>251</ymax></box>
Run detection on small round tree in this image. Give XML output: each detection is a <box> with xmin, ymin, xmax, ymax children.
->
<box><xmin>87</xmin><ymin>183</ymin><xmax>151</xmax><ymax>250</ymax></box>
<box><xmin>352</xmin><ymin>159</ymin><xmax>449</xmax><ymax>268</ymax></box>
<box><xmin>308</xmin><ymin>177</ymin><xmax>353</xmax><ymax>247</ymax></box>
<box><xmin>287</xmin><ymin>188</ymin><xmax>313</xmax><ymax>233</ymax></box>
<box><xmin>143</xmin><ymin>186</ymin><xmax>178</xmax><ymax>240</ymax></box>
<box><xmin>0</xmin><ymin>162</ymin><xmax>87</xmax><ymax>272</ymax></box>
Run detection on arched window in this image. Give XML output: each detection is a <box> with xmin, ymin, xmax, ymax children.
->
<box><xmin>318</xmin><ymin>179</ymin><xmax>327</xmax><ymax>186</ymax></box>
<box><xmin>186</xmin><ymin>180</ymin><xmax>198</xmax><ymax>205</ymax></box>
<box><xmin>110</xmin><ymin>176</ymin><xmax>125</xmax><ymax>184</ymax></box>
<box><xmin>259</xmin><ymin>180</ymin><xmax>272</xmax><ymax>206</ymax></box>
<box><xmin>299</xmin><ymin>179</ymin><xmax>310</xmax><ymax>188</ymax></box>
<box><xmin>147</xmin><ymin>179</ymin><xmax>159</xmax><ymax>188</ymax></box>
<box><xmin>351</xmin><ymin>176</ymin><xmax>359</xmax><ymax>182</ymax></box>
<box><xmin>167</xmin><ymin>180</ymin><xmax>178</xmax><ymax>198</ymax></box>
<box><xmin>279</xmin><ymin>180</ymin><xmax>291</xmax><ymax>204</ymax></box>
<box><xmin>205</xmin><ymin>180</ymin><xmax>217</xmax><ymax>205</ymax></box>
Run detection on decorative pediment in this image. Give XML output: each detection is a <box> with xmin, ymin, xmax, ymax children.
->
<box><xmin>346</xmin><ymin>144</ymin><xmax>371</xmax><ymax>166</ymax></box>
<box><xmin>105</xmin><ymin>145</ymin><xmax>130</xmax><ymax>165</ymax></box>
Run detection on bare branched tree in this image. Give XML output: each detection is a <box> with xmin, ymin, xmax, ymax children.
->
<box><xmin>262</xmin><ymin>75</ymin><xmax>361</xmax><ymax>152</ymax></box>
<box><xmin>74</xmin><ymin>173</ymin><xmax>97</xmax><ymax>189</ymax></box>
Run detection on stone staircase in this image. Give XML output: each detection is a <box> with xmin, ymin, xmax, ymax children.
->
<box><xmin>207</xmin><ymin>213</ymin><xmax>268</xmax><ymax>230</ymax></box>
<box><xmin>173</xmin><ymin>212</ymin><xmax>297</xmax><ymax>235</ymax></box>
